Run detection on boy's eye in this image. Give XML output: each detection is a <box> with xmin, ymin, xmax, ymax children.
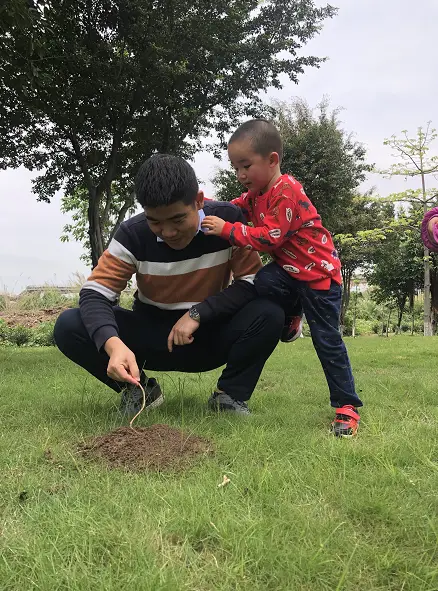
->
<box><xmin>244</xmin><ymin>165</ymin><xmax>251</xmax><ymax>170</ymax></box>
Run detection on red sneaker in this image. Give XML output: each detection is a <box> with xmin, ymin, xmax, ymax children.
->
<box><xmin>330</xmin><ymin>405</ymin><xmax>360</xmax><ymax>438</ymax></box>
<box><xmin>281</xmin><ymin>316</ymin><xmax>303</xmax><ymax>343</ymax></box>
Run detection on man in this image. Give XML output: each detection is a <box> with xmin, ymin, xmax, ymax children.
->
<box><xmin>54</xmin><ymin>154</ymin><xmax>285</xmax><ymax>415</ymax></box>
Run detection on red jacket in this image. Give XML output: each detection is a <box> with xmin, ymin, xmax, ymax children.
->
<box><xmin>221</xmin><ymin>174</ymin><xmax>342</xmax><ymax>290</ymax></box>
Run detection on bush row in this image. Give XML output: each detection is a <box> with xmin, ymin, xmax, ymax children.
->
<box><xmin>0</xmin><ymin>320</ymin><xmax>56</xmax><ymax>347</ymax></box>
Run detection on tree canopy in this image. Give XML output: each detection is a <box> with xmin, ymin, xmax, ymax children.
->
<box><xmin>0</xmin><ymin>0</ymin><xmax>336</xmax><ymax>266</ymax></box>
<box><xmin>278</xmin><ymin>98</ymin><xmax>373</xmax><ymax>234</ymax></box>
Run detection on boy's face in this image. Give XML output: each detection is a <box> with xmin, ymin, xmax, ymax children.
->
<box><xmin>144</xmin><ymin>191</ymin><xmax>204</xmax><ymax>250</ymax></box>
<box><xmin>228</xmin><ymin>138</ymin><xmax>279</xmax><ymax>194</ymax></box>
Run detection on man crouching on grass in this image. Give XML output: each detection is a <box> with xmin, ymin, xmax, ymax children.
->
<box><xmin>54</xmin><ymin>154</ymin><xmax>285</xmax><ymax>416</ymax></box>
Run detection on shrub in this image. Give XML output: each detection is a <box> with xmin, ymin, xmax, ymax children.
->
<box><xmin>372</xmin><ymin>322</ymin><xmax>381</xmax><ymax>334</ymax></box>
<box><xmin>7</xmin><ymin>325</ymin><xmax>32</xmax><ymax>346</ymax></box>
<box><xmin>31</xmin><ymin>321</ymin><xmax>56</xmax><ymax>347</ymax></box>
<box><xmin>0</xmin><ymin>319</ymin><xmax>10</xmax><ymax>342</ymax></box>
<box><xmin>17</xmin><ymin>289</ymin><xmax>67</xmax><ymax>311</ymax></box>
<box><xmin>354</xmin><ymin>319</ymin><xmax>376</xmax><ymax>336</ymax></box>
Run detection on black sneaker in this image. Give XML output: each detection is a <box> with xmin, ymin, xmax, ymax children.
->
<box><xmin>119</xmin><ymin>377</ymin><xmax>164</xmax><ymax>417</ymax></box>
<box><xmin>208</xmin><ymin>392</ymin><xmax>251</xmax><ymax>415</ymax></box>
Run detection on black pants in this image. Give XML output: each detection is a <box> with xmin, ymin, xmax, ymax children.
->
<box><xmin>254</xmin><ymin>262</ymin><xmax>362</xmax><ymax>408</ymax></box>
<box><xmin>54</xmin><ymin>299</ymin><xmax>284</xmax><ymax>402</ymax></box>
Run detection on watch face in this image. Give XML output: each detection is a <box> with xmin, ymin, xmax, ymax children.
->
<box><xmin>190</xmin><ymin>308</ymin><xmax>200</xmax><ymax>321</ymax></box>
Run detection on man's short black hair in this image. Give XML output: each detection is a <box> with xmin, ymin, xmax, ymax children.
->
<box><xmin>135</xmin><ymin>154</ymin><xmax>199</xmax><ymax>208</ymax></box>
<box><xmin>228</xmin><ymin>119</ymin><xmax>283</xmax><ymax>163</ymax></box>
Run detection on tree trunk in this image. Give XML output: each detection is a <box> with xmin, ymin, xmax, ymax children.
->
<box><xmin>87</xmin><ymin>187</ymin><xmax>104</xmax><ymax>269</ymax></box>
<box><xmin>421</xmin><ymin>170</ymin><xmax>433</xmax><ymax>336</ymax></box>
<box><xmin>107</xmin><ymin>193</ymin><xmax>136</xmax><ymax>248</ymax></box>
<box><xmin>424</xmin><ymin>246</ymin><xmax>433</xmax><ymax>336</ymax></box>
<box><xmin>396</xmin><ymin>309</ymin><xmax>402</xmax><ymax>334</ymax></box>
<box><xmin>352</xmin><ymin>285</ymin><xmax>358</xmax><ymax>338</ymax></box>
<box><xmin>341</xmin><ymin>268</ymin><xmax>352</xmax><ymax>325</ymax></box>
<box><xmin>385</xmin><ymin>308</ymin><xmax>392</xmax><ymax>337</ymax></box>
<box><xmin>396</xmin><ymin>295</ymin><xmax>407</xmax><ymax>334</ymax></box>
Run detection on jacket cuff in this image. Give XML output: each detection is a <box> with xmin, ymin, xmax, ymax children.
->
<box><xmin>195</xmin><ymin>301</ymin><xmax>213</xmax><ymax>323</ymax></box>
<box><xmin>221</xmin><ymin>221</ymin><xmax>234</xmax><ymax>240</ymax></box>
<box><xmin>93</xmin><ymin>326</ymin><xmax>119</xmax><ymax>352</ymax></box>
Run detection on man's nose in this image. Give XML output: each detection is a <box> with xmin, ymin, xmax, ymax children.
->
<box><xmin>162</xmin><ymin>226</ymin><xmax>178</xmax><ymax>239</ymax></box>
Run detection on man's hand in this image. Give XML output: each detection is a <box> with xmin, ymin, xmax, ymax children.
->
<box><xmin>202</xmin><ymin>215</ymin><xmax>226</xmax><ymax>236</ymax></box>
<box><xmin>104</xmin><ymin>336</ymin><xmax>140</xmax><ymax>385</ymax></box>
<box><xmin>167</xmin><ymin>312</ymin><xmax>200</xmax><ymax>352</ymax></box>
<box><xmin>428</xmin><ymin>217</ymin><xmax>438</xmax><ymax>241</ymax></box>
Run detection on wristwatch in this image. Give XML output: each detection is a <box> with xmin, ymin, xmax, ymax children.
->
<box><xmin>189</xmin><ymin>305</ymin><xmax>201</xmax><ymax>323</ymax></box>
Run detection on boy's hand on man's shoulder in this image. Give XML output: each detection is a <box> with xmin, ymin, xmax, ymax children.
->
<box><xmin>202</xmin><ymin>215</ymin><xmax>226</xmax><ymax>236</ymax></box>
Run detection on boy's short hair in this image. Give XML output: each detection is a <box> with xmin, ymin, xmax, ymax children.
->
<box><xmin>228</xmin><ymin>119</ymin><xmax>283</xmax><ymax>163</ymax></box>
<box><xmin>135</xmin><ymin>154</ymin><xmax>199</xmax><ymax>208</ymax></box>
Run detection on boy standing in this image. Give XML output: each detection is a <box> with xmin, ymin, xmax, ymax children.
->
<box><xmin>202</xmin><ymin>119</ymin><xmax>362</xmax><ymax>436</ymax></box>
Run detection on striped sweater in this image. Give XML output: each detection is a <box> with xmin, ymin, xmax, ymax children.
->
<box><xmin>80</xmin><ymin>201</ymin><xmax>262</xmax><ymax>350</ymax></box>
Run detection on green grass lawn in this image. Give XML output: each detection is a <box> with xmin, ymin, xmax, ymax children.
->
<box><xmin>1</xmin><ymin>337</ymin><xmax>438</xmax><ymax>590</ymax></box>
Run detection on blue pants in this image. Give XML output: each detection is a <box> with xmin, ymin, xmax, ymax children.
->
<box><xmin>254</xmin><ymin>262</ymin><xmax>362</xmax><ymax>409</ymax></box>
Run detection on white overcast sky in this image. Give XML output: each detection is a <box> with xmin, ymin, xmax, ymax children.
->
<box><xmin>1</xmin><ymin>0</ymin><xmax>437</xmax><ymax>292</ymax></box>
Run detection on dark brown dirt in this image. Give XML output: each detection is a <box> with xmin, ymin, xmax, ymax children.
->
<box><xmin>78</xmin><ymin>424</ymin><xmax>214</xmax><ymax>472</ymax></box>
<box><xmin>0</xmin><ymin>308</ymin><xmax>67</xmax><ymax>327</ymax></box>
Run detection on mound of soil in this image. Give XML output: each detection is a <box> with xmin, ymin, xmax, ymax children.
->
<box><xmin>0</xmin><ymin>308</ymin><xmax>67</xmax><ymax>327</ymax></box>
<box><xmin>79</xmin><ymin>424</ymin><xmax>214</xmax><ymax>472</ymax></box>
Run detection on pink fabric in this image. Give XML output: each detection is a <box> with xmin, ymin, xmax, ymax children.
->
<box><xmin>421</xmin><ymin>207</ymin><xmax>438</xmax><ymax>252</ymax></box>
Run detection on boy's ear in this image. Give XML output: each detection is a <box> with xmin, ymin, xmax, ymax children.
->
<box><xmin>195</xmin><ymin>190</ymin><xmax>205</xmax><ymax>210</ymax></box>
<box><xmin>269</xmin><ymin>152</ymin><xmax>280</xmax><ymax>167</ymax></box>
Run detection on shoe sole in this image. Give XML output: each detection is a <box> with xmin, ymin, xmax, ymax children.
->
<box><xmin>207</xmin><ymin>401</ymin><xmax>251</xmax><ymax>415</ymax></box>
<box><xmin>282</xmin><ymin>322</ymin><xmax>303</xmax><ymax>343</ymax></box>
<box><xmin>146</xmin><ymin>393</ymin><xmax>164</xmax><ymax>411</ymax></box>
<box><xmin>330</xmin><ymin>427</ymin><xmax>357</xmax><ymax>438</ymax></box>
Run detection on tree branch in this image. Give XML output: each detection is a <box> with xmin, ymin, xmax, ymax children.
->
<box><xmin>102</xmin><ymin>185</ymin><xmax>112</xmax><ymax>227</ymax></box>
<box><xmin>106</xmin><ymin>193</ymin><xmax>135</xmax><ymax>247</ymax></box>
<box><xmin>68</xmin><ymin>131</ymin><xmax>94</xmax><ymax>192</ymax></box>
<box><xmin>391</xmin><ymin>143</ymin><xmax>422</xmax><ymax>173</ymax></box>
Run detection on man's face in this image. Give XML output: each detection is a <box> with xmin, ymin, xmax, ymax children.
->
<box><xmin>228</xmin><ymin>138</ymin><xmax>279</xmax><ymax>194</ymax></box>
<box><xmin>144</xmin><ymin>191</ymin><xmax>204</xmax><ymax>250</ymax></box>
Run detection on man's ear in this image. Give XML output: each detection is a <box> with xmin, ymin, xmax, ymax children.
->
<box><xmin>269</xmin><ymin>152</ymin><xmax>280</xmax><ymax>167</ymax></box>
<box><xmin>195</xmin><ymin>190</ymin><xmax>205</xmax><ymax>210</ymax></box>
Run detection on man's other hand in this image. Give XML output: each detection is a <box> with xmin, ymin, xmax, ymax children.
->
<box><xmin>168</xmin><ymin>312</ymin><xmax>200</xmax><ymax>352</ymax></box>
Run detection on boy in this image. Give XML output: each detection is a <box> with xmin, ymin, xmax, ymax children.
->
<box><xmin>202</xmin><ymin>119</ymin><xmax>362</xmax><ymax>436</ymax></box>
